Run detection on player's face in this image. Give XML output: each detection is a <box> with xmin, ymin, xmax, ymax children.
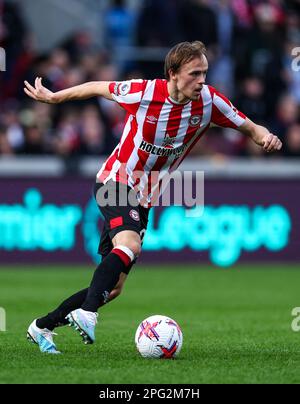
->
<box><xmin>172</xmin><ymin>56</ymin><xmax>208</xmax><ymax>102</ymax></box>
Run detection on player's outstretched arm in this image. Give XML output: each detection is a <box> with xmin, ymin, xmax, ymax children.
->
<box><xmin>238</xmin><ymin>118</ymin><xmax>282</xmax><ymax>153</ymax></box>
<box><xmin>24</xmin><ymin>77</ymin><xmax>113</xmax><ymax>104</ymax></box>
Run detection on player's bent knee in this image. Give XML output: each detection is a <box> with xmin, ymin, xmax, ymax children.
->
<box><xmin>127</xmin><ymin>241</ymin><xmax>141</xmax><ymax>257</ymax></box>
<box><xmin>115</xmin><ymin>241</ymin><xmax>141</xmax><ymax>258</ymax></box>
<box><xmin>113</xmin><ymin>230</ymin><xmax>141</xmax><ymax>256</ymax></box>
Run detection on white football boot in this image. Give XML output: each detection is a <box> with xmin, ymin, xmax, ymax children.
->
<box><xmin>66</xmin><ymin>309</ymin><xmax>98</xmax><ymax>344</ymax></box>
<box><xmin>27</xmin><ymin>320</ymin><xmax>61</xmax><ymax>354</ymax></box>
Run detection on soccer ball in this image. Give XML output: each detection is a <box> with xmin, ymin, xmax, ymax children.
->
<box><xmin>135</xmin><ymin>315</ymin><xmax>183</xmax><ymax>359</ymax></box>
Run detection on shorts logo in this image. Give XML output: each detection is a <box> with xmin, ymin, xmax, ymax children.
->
<box><xmin>189</xmin><ymin>115</ymin><xmax>201</xmax><ymax>127</ymax></box>
<box><xmin>110</xmin><ymin>216</ymin><xmax>123</xmax><ymax>229</ymax></box>
<box><xmin>129</xmin><ymin>209</ymin><xmax>140</xmax><ymax>221</ymax></box>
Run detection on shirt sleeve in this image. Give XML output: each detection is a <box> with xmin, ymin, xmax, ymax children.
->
<box><xmin>108</xmin><ymin>79</ymin><xmax>148</xmax><ymax>115</ymax></box>
<box><xmin>209</xmin><ymin>86</ymin><xmax>247</xmax><ymax>128</ymax></box>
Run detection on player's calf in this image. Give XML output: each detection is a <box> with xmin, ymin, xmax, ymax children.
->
<box><xmin>66</xmin><ymin>249</ymin><xmax>134</xmax><ymax>344</ymax></box>
<box><xmin>98</xmin><ymin>272</ymin><xmax>128</xmax><ymax>307</ymax></box>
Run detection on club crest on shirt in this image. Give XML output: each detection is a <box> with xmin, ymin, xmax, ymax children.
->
<box><xmin>189</xmin><ymin>115</ymin><xmax>201</xmax><ymax>127</ymax></box>
<box><xmin>114</xmin><ymin>82</ymin><xmax>130</xmax><ymax>96</ymax></box>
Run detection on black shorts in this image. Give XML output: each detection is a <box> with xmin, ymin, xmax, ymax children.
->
<box><xmin>94</xmin><ymin>180</ymin><xmax>150</xmax><ymax>270</ymax></box>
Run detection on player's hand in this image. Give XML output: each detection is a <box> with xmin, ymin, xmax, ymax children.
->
<box><xmin>24</xmin><ymin>77</ymin><xmax>55</xmax><ymax>104</ymax></box>
<box><xmin>262</xmin><ymin>133</ymin><xmax>282</xmax><ymax>153</ymax></box>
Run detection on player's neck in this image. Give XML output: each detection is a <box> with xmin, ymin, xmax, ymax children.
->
<box><xmin>167</xmin><ymin>81</ymin><xmax>190</xmax><ymax>104</ymax></box>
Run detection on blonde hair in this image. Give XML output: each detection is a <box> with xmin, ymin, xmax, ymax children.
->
<box><xmin>164</xmin><ymin>41</ymin><xmax>207</xmax><ymax>81</ymax></box>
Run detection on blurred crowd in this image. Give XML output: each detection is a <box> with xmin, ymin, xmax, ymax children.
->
<box><xmin>0</xmin><ymin>0</ymin><xmax>300</xmax><ymax>159</ymax></box>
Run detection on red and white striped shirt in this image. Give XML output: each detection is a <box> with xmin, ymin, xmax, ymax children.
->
<box><xmin>97</xmin><ymin>79</ymin><xmax>247</xmax><ymax>207</ymax></box>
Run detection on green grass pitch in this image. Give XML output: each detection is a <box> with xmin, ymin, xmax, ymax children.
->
<box><xmin>1</xmin><ymin>264</ymin><xmax>300</xmax><ymax>384</ymax></box>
